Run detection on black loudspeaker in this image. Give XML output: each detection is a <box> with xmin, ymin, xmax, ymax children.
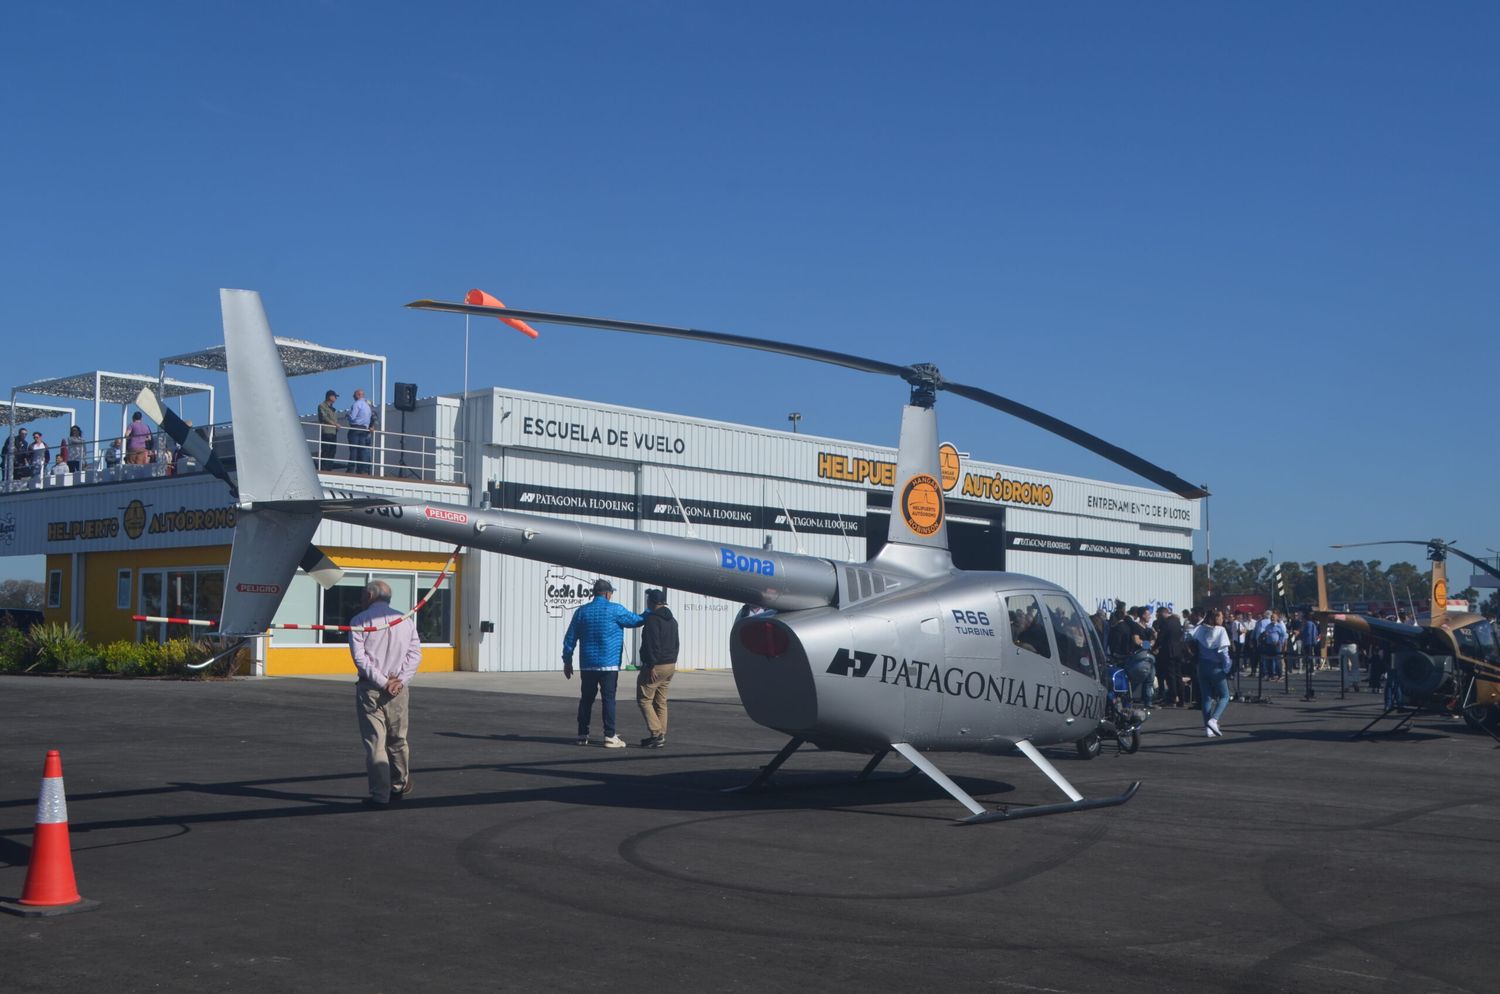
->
<box><xmin>394</xmin><ymin>382</ymin><xmax>417</xmax><ymax>411</ymax></box>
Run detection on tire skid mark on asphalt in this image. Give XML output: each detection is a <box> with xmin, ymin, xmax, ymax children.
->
<box><xmin>1236</xmin><ymin>846</ymin><xmax>1494</xmax><ymax>994</ymax></box>
<box><xmin>455</xmin><ymin>806</ymin><xmax>1223</xmax><ymax>952</ymax></box>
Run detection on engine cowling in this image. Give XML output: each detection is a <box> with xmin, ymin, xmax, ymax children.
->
<box><xmin>1394</xmin><ymin>650</ymin><xmax>1457</xmax><ymax>704</ymax></box>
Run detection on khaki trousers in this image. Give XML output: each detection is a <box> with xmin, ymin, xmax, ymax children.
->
<box><xmin>636</xmin><ymin>663</ymin><xmax>676</xmax><ymax>737</ymax></box>
<box><xmin>356</xmin><ymin>682</ymin><xmax>410</xmax><ymax>803</ymax></box>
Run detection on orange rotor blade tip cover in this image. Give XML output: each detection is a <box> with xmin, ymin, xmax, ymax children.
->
<box><xmin>465</xmin><ymin>288</ymin><xmax>540</xmax><ymax>339</ymax></box>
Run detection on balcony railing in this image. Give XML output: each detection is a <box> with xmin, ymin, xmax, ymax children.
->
<box><xmin>1</xmin><ymin>418</ymin><xmax>465</xmax><ymax>495</ymax></box>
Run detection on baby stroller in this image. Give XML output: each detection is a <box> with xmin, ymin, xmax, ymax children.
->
<box><xmin>1077</xmin><ymin>667</ymin><xmax>1144</xmax><ymax>758</ymax></box>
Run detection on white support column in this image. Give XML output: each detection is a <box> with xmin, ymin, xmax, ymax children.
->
<box><xmin>92</xmin><ymin>372</ymin><xmax>102</xmax><ymax>466</ymax></box>
<box><xmin>377</xmin><ymin>359</ymin><xmax>388</xmax><ymax>476</ymax></box>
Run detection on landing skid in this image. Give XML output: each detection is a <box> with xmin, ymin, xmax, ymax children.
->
<box><xmin>727</xmin><ymin>736</ymin><xmax>1139</xmax><ymax>823</ymax></box>
<box><xmin>893</xmin><ymin>740</ymin><xmax>1139</xmax><ymax>824</ymax></box>
<box><xmin>723</xmin><ymin>739</ymin><xmax>920</xmax><ymax>794</ymax></box>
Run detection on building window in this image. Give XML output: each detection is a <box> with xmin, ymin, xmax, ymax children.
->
<box><xmin>47</xmin><ymin>570</ymin><xmax>62</xmax><ymax>609</ymax></box>
<box><xmin>117</xmin><ymin>570</ymin><xmax>132</xmax><ymax>610</ymax></box>
<box><xmin>136</xmin><ymin>567</ymin><xmax>226</xmax><ymax>642</ymax></box>
<box><xmin>268</xmin><ymin>567</ymin><xmax>454</xmax><ymax>647</ymax></box>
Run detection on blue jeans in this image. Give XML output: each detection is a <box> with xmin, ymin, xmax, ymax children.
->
<box><xmin>1198</xmin><ymin>662</ymin><xmax>1231</xmax><ymax>723</ymax></box>
<box><xmin>1262</xmin><ymin>649</ymin><xmax>1282</xmax><ymax>679</ymax></box>
<box><xmin>577</xmin><ymin>670</ymin><xmax>619</xmax><ymax>737</ymax></box>
<box><xmin>1126</xmin><ymin>660</ymin><xmax>1155</xmax><ymax>708</ymax></box>
<box><xmin>347</xmin><ymin>428</ymin><xmax>371</xmax><ymax>473</ymax></box>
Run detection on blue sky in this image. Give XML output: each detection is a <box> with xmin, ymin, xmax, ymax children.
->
<box><xmin>2</xmin><ymin>2</ymin><xmax>1497</xmax><ymax>585</ymax></box>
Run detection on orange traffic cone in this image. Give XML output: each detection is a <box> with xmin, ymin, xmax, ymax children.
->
<box><xmin>0</xmin><ymin>750</ymin><xmax>100</xmax><ymax>917</ymax></box>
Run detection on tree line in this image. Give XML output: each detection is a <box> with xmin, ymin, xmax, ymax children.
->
<box><xmin>1193</xmin><ymin>557</ymin><xmax>1498</xmax><ymax>615</ymax></box>
<box><xmin>0</xmin><ymin>579</ymin><xmax>44</xmax><ymax>611</ymax></box>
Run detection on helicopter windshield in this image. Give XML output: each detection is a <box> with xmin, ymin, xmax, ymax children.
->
<box><xmin>1456</xmin><ymin>619</ymin><xmax>1500</xmax><ymax>663</ymax></box>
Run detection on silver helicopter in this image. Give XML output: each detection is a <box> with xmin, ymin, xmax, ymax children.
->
<box><xmin>141</xmin><ymin>289</ymin><xmax>1206</xmax><ymax>823</ymax></box>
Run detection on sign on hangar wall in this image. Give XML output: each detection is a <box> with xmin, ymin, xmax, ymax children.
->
<box><xmin>490</xmin><ymin>391</ymin><xmax>1200</xmax><ymax>530</ymax></box>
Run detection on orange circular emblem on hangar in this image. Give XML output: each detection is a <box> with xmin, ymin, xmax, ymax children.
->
<box><xmin>900</xmin><ymin>473</ymin><xmax>944</xmax><ymax>537</ymax></box>
<box><xmin>938</xmin><ymin>443</ymin><xmax>961</xmax><ymax>492</ymax></box>
<box><xmin>122</xmin><ymin>500</ymin><xmax>148</xmax><ymax>540</ymax></box>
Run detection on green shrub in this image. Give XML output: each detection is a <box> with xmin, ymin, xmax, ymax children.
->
<box><xmin>98</xmin><ymin>640</ymin><xmax>148</xmax><ymax>677</ymax></box>
<box><xmin>28</xmin><ymin>623</ymin><xmax>90</xmax><ymax>672</ymax></box>
<box><xmin>2</xmin><ymin>628</ymin><xmax>221</xmax><ymax>678</ymax></box>
<box><xmin>0</xmin><ymin>626</ymin><xmax>32</xmax><ymax>673</ymax></box>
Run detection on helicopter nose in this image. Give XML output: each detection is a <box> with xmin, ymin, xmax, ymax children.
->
<box><xmin>731</xmin><ymin>616</ymin><xmax>817</xmax><ymax>732</ymax></box>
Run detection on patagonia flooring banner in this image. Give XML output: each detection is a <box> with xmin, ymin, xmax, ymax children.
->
<box><xmin>1005</xmin><ymin>531</ymin><xmax>1191</xmax><ymax>565</ymax></box>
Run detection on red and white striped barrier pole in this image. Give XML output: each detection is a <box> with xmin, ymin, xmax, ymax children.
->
<box><xmin>1</xmin><ymin>750</ymin><xmax>100</xmax><ymax>917</ymax></box>
<box><xmin>132</xmin><ymin>545</ymin><xmax>464</xmax><ymax>635</ymax></box>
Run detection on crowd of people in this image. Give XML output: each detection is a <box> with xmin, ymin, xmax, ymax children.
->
<box><xmin>1098</xmin><ymin>602</ymin><xmax>1387</xmax><ymax>739</ymax></box>
<box><xmin>1</xmin><ymin>415</ymin><xmax>199</xmax><ymax>487</ymax></box>
<box><xmin>3</xmin><ymin>386</ymin><xmax>393</xmax><ymax>489</ymax></box>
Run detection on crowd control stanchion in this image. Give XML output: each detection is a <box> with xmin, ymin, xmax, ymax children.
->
<box><xmin>1302</xmin><ymin>653</ymin><xmax>1315</xmax><ymax>701</ymax></box>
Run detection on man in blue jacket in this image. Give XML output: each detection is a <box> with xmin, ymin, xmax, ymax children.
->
<box><xmin>562</xmin><ymin>578</ymin><xmax>645</xmax><ymax>748</ymax></box>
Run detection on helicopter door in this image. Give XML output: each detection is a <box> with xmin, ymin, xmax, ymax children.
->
<box><xmin>1039</xmin><ymin>593</ymin><xmax>1106</xmax><ymax>738</ymax></box>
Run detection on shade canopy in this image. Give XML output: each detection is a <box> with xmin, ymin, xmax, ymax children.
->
<box><xmin>0</xmin><ymin>399</ymin><xmax>76</xmax><ymax>426</ymax></box>
<box><xmin>160</xmin><ymin>336</ymin><xmax>385</xmax><ymax>377</ymax></box>
<box><xmin>14</xmin><ymin>370</ymin><xmax>213</xmax><ymax>405</ymax></box>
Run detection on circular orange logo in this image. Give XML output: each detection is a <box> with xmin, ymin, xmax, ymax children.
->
<box><xmin>122</xmin><ymin>500</ymin><xmax>148</xmax><ymax>540</ymax></box>
<box><xmin>938</xmin><ymin>443</ymin><xmax>961</xmax><ymax>492</ymax></box>
<box><xmin>1434</xmin><ymin>577</ymin><xmax>1448</xmax><ymax>611</ymax></box>
<box><xmin>900</xmin><ymin>474</ymin><xmax>944</xmax><ymax>537</ymax></box>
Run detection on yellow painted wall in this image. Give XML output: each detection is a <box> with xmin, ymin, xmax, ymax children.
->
<box><xmin>79</xmin><ymin>545</ymin><xmax>232</xmax><ymax>643</ymax></box>
<box><xmin>42</xmin><ymin>554</ymin><xmax>73</xmax><ymax>628</ymax></box>
<box><xmin>62</xmin><ymin>544</ymin><xmax>461</xmax><ymax>675</ymax></box>
<box><xmin>263</xmin><ymin>547</ymin><xmax>461</xmax><ymax>676</ymax></box>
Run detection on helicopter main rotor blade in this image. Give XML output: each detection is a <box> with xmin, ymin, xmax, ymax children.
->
<box><xmin>1329</xmin><ymin>540</ymin><xmax>1500</xmax><ymax>585</ymax></box>
<box><xmin>1330</xmin><ymin>540</ymin><xmax>1435</xmax><ymax>550</ymax></box>
<box><xmin>135</xmin><ymin>387</ymin><xmax>237</xmax><ymax>497</ymax></box>
<box><xmin>408</xmin><ymin>299</ymin><xmax>1209</xmax><ymax>501</ymax></box>
<box><xmin>939</xmin><ymin>380</ymin><xmax>1208</xmax><ymax>499</ymax></box>
<box><xmin>405</xmin><ymin>300</ymin><xmax>910</xmax><ymax>379</ymax></box>
<box><xmin>1440</xmin><ymin>546</ymin><xmax>1500</xmax><ymax>585</ymax></box>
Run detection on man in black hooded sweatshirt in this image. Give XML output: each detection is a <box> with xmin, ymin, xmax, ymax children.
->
<box><xmin>637</xmin><ymin>589</ymin><xmax>680</xmax><ymax>748</ymax></box>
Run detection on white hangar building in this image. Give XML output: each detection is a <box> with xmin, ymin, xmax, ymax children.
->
<box><xmin>441</xmin><ymin>385</ymin><xmax>1197</xmax><ymax>673</ymax></box>
<box><xmin>4</xmin><ymin>370</ymin><xmax>1197</xmax><ymax>675</ymax></box>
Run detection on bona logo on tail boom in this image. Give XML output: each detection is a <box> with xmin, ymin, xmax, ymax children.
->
<box><xmin>721</xmin><ymin>547</ymin><xmax>775</xmax><ymax>576</ymax></box>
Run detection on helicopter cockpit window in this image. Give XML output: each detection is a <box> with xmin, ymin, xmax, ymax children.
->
<box><xmin>1006</xmin><ymin>594</ymin><xmax>1052</xmax><ymax>659</ymax></box>
<box><xmin>1455</xmin><ymin>621</ymin><xmax>1497</xmax><ymax>662</ymax></box>
<box><xmin>1042</xmin><ymin>594</ymin><xmax>1096</xmax><ymax>678</ymax></box>
<box><xmin>1472</xmin><ymin>621</ymin><xmax>1500</xmax><ymax>662</ymax></box>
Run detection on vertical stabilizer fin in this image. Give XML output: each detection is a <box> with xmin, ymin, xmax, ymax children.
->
<box><xmin>220</xmin><ymin>289</ymin><xmax>322</xmax><ymax>503</ymax></box>
<box><xmin>1430</xmin><ymin>553</ymin><xmax>1448</xmax><ymax>624</ymax></box>
<box><xmin>884</xmin><ymin>404</ymin><xmax>949</xmax><ymax>552</ymax></box>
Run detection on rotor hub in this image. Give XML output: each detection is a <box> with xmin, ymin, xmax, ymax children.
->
<box><xmin>903</xmin><ymin>363</ymin><xmax>942</xmax><ymax>408</ymax></box>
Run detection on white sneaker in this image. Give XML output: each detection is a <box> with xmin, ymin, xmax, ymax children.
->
<box><xmin>602</xmin><ymin>735</ymin><xmax>626</xmax><ymax>749</ymax></box>
<box><xmin>1207</xmin><ymin>718</ymin><xmax>1221</xmax><ymax>737</ymax></box>
<box><xmin>1205</xmin><ymin>727</ymin><xmax>1214</xmax><ymax>738</ymax></box>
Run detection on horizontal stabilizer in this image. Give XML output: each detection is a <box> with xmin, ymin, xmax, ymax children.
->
<box><xmin>299</xmin><ymin>544</ymin><xmax>344</xmax><ymax>589</ymax></box>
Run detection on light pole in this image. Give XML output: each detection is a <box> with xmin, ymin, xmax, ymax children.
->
<box><xmin>788</xmin><ymin>412</ymin><xmax>801</xmax><ymax>433</ymax></box>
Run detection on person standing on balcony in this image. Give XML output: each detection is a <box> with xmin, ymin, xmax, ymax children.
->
<box><xmin>124</xmin><ymin>411</ymin><xmax>152</xmax><ymax>465</ymax></box>
<box><xmin>347</xmin><ymin>389</ymin><xmax>373</xmax><ymax>474</ymax></box>
<box><xmin>11</xmin><ymin>427</ymin><xmax>30</xmax><ymax>479</ymax></box>
<box><xmin>317</xmin><ymin>389</ymin><xmax>340</xmax><ymax>470</ymax></box>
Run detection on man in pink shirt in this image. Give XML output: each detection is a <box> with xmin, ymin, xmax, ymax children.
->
<box><xmin>348</xmin><ymin>580</ymin><xmax>423</xmax><ymax>807</ymax></box>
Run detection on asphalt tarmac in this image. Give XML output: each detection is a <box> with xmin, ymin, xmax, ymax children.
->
<box><xmin>3</xmin><ymin>670</ymin><xmax>1498</xmax><ymax>994</ymax></box>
